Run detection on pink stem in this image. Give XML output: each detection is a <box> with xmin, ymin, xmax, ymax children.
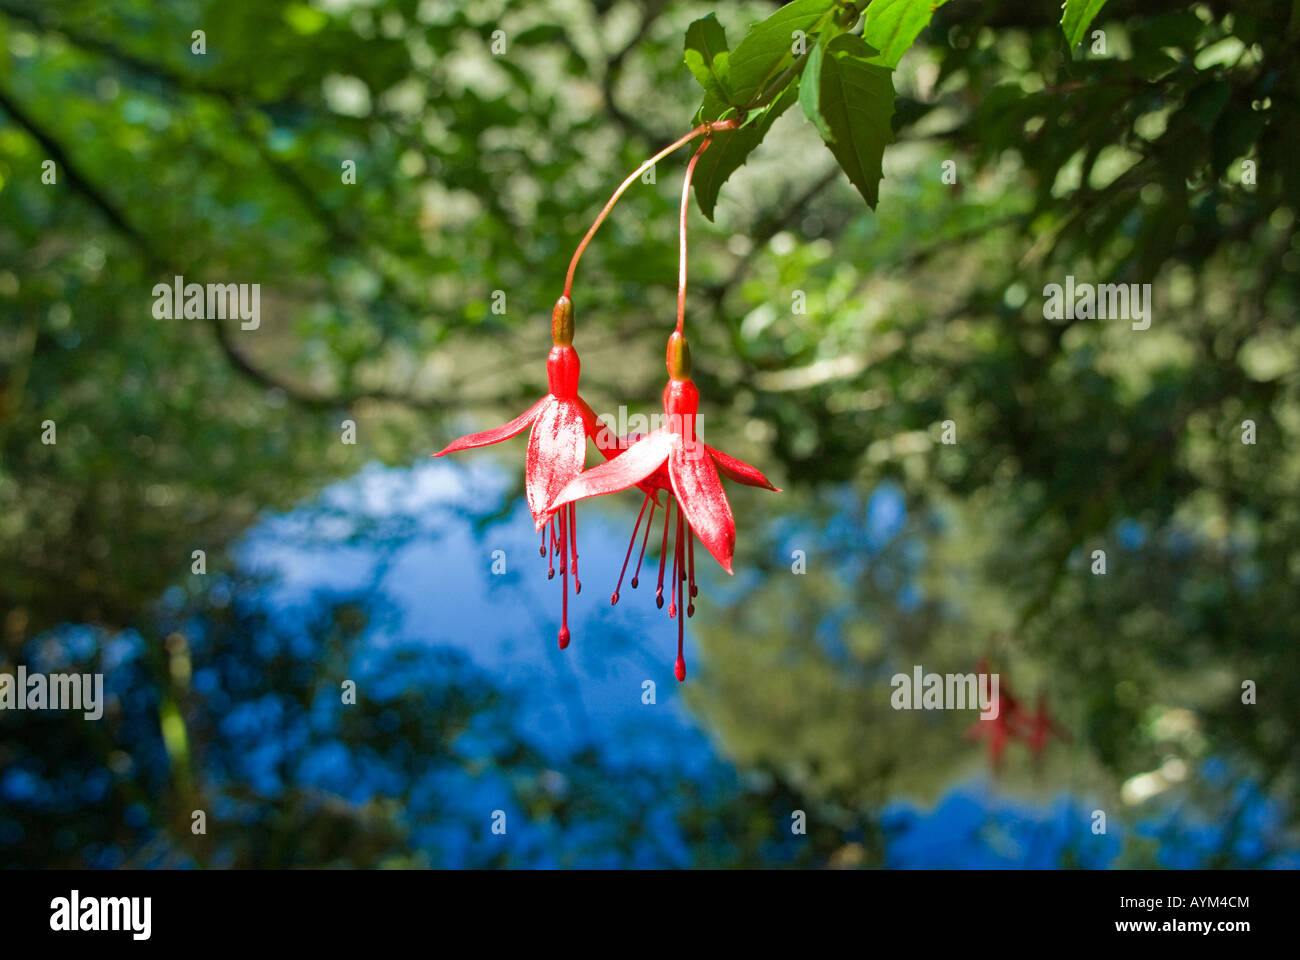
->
<box><xmin>563</xmin><ymin>120</ymin><xmax>738</xmax><ymax>300</ymax></box>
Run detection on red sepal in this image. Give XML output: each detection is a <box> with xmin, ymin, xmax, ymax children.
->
<box><xmin>526</xmin><ymin>398</ymin><xmax>590</xmax><ymax>529</ymax></box>
<box><xmin>432</xmin><ymin>397</ymin><xmax>546</xmax><ymax>457</ymax></box>
<box><xmin>708</xmin><ymin>445</ymin><xmax>781</xmax><ymax>491</ymax></box>
<box><xmin>547</xmin><ymin>429</ymin><xmax>675</xmax><ymax>515</ymax></box>
<box><xmin>669</xmin><ymin>447</ymin><xmax>735</xmax><ymax>574</ymax></box>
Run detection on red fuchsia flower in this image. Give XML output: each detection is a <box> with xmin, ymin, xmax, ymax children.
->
<box><xmin>966</xmin><ymin>691</ymin><xmax>1022</xmax><ymax>775</ymax></box>
<box><xmin>965</xmin><ymin>663</ymin><xmax>1069</xmax><ymax>772</ymax></box>
<box><xmin>546</xmin><ymin>330</ymin><xmax>779</xmax><ymax>681</ymax></box>
<box><xmin>1021</xmin><ymin>693</ymin><xmax>1070</xmax><ymax>762</ymax></box>
<box><xmin>428</xmin><ymin>119</ymin><xmax>744</xmax><ymax>669</ymax></box>
<box><xmin>965</xmin><ymin>660</ymin><xmax>1025</xmax><ymax>775</ymax></box>
<box><xmin>432</xmin><ymin>296</ymin><xmax>598</xmax><ymax>651</ymax></box>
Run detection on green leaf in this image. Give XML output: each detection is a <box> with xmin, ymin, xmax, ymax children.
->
<box><xmin>1183</xmin><ymin>80</ymin><xmax>1231</xmax><ymax>131</ymax></box>
<box><xmin>684</xmin><ymin>15</ymin><xmax>734</xmax><ymax>104</ymax></box>
<box><xmin>799</xmin><ymin>41</ymin><xmax>831</xmax><ymax>140</ymax></box>
<box><xmin>816</xmin><ymin>34</ymin><xmax>896</xmax><ymax>209</ymax></box>
<box><xmin>692</xmin><ymin>84</ymin><xmax>799</xmax><ymax>221</ymax></box>
<box><xmin>1211</xmin><ymin>105</ymin><xmax>1265</xmax><ymax>178</ymax></box>
<box><xmin>1061</xmin><ymin>0</ymin><xmax>1110</xmax><ymax>49</ymax></box>
<box><xmin>1132</xmin><ymin>49</ymin><xmax>1180</xmax><ymax>82</ymax></box>
<box><xmin>859</xmin><ymin>0</ymin><xmax>951</xmax><ymax>69</ymax></box>
<box><xmin>727</xmin><ymin>0</ymin><xmax>839</xmax><ymax>108</ymax></box>
<box><xmin>694</xmin><ymin>90</ymin><xmax>734</xmax><ymax>125</ymax></box>
<box><xmin>283</xmin><ymin>3</ymin><xmax>329</xmax><ymax>35</ymax></box>
<box><xmin>513</xmin><ymin>24</ymin><xmax>566</xmax><ymax>46</ymax></box>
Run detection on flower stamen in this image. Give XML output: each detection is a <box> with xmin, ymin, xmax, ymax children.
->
<box><xmin>655</xmin><ymin>498</ymin><xmax>672</xmax><ymax>609</ymax></box>
<box><xmin>675</xmin><ymin>508</ymin><xmax>687</xmax><ymax>681</ymax></box>
<box><xmin>547</xmin><ymin>515</ymin><xmax>556</xmax><ymax>579</ymax></box>
<box><xmin>687</xmin><ymin>529</ymin><xmax>697</xmax><ymax>616</ymax></box>
<box><xmin>612</xmin><ymin>492</ymin><xmax>652</xmax><ymax>605</ymax></box>
<box><xmin>569</xmin><ymin>503</ymin><xmax>581</xmax><ymax>594</ymax></box>
<box><xmin>669</xmin><ymin>510</ymin><xmax>680</xmax><ymax>618</ymax></box>
<box><xmin>631</xmin><ymin>498</ymin><xmax>656</xmax><ymax>589</ymax></box>
<box><xmin>558</xmin><ymin>507</ymin><xmax>570</xmax><ymax>649</ymax></box>
<box><xmin>680</xmin><ymin>523</ymin><xmax>691</xmax><ymax>618</ymax></box>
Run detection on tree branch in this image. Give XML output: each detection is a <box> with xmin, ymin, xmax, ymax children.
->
<box><xmin>0</xmin><ymin>83</ymin><xmax>449</xmax><ymax>413</ymax></box>
<box><xmin>0</xmin><ymin>85</ymin><xmax>153</xmax><ymax>254</ymax></box>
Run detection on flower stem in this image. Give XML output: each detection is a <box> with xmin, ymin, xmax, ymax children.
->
<box><xmin>562</xmin><ymin>119</ymin><xmax>738</xmax><ymax>300</ymax></box>
<box><xmin>676</xmin><ymin>134</ymin><xmax>714</xmax><ymax>334</ymax></box>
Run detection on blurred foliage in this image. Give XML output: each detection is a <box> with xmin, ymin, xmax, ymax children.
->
<box><xmin>1</xmin><ymin>0</ymin><xmax>1298</xmax><ymax>866</ymax></box>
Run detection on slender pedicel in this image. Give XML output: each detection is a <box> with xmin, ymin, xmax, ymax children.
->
<box><xmin>676</xmin><ymin>134</ymin><xmax>713</xmax><ymax>334</ymax></box>
<box><xmin>563</xmin><ymin>119</ymin><xmax>739</xmax><ymax>299</ymax></box>
<box><xmin>612</xmin><ymin>492</ymin><xmax>652</xmax><ymax>604</ymax></box>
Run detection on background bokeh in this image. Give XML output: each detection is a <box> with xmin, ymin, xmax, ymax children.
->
<box><xmin>1</xmin><ymin>0</ymin><xmax>1298</xmax><ymax>868</ymax></box>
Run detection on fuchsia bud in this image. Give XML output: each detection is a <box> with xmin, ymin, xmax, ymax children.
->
<box><xmin>551</xmin><ymin>295</ymin><xmax>574</xmax><ymax>345</ymax></box>
<box><xmin>666</xmin><ymin>329</ymin><xmax>691</xmax><ymax>380</ymax></box>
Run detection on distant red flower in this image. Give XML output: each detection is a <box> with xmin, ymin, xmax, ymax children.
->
<box><xmin>1021</xmin><ymin>693</ymin><xmax>1070</xmax><ymax>761</ymax></box>
<box><xmin>965</xmin><ymin>661</ymin><xmax>1069</xmax><ymax>772</ymax></box>
<box><xmin>966</xmin><ymin>687</ymin><xmax>1022</xmax><ymax>775</ymax></box>
<box><xmin>547</xmin><ymin>331</ymin><xmax>779</xmax><ymax>680</ymax></box>
<box><xmin>432</xmin><ymin>297</ymin><xmax>597</xmax><ymax>650</ymax></box>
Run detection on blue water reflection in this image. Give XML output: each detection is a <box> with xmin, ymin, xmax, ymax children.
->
<box><xmin>3</xmin><ymin>458</ymin><xmax>1294</xmax><ymax>868</ymax></box>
